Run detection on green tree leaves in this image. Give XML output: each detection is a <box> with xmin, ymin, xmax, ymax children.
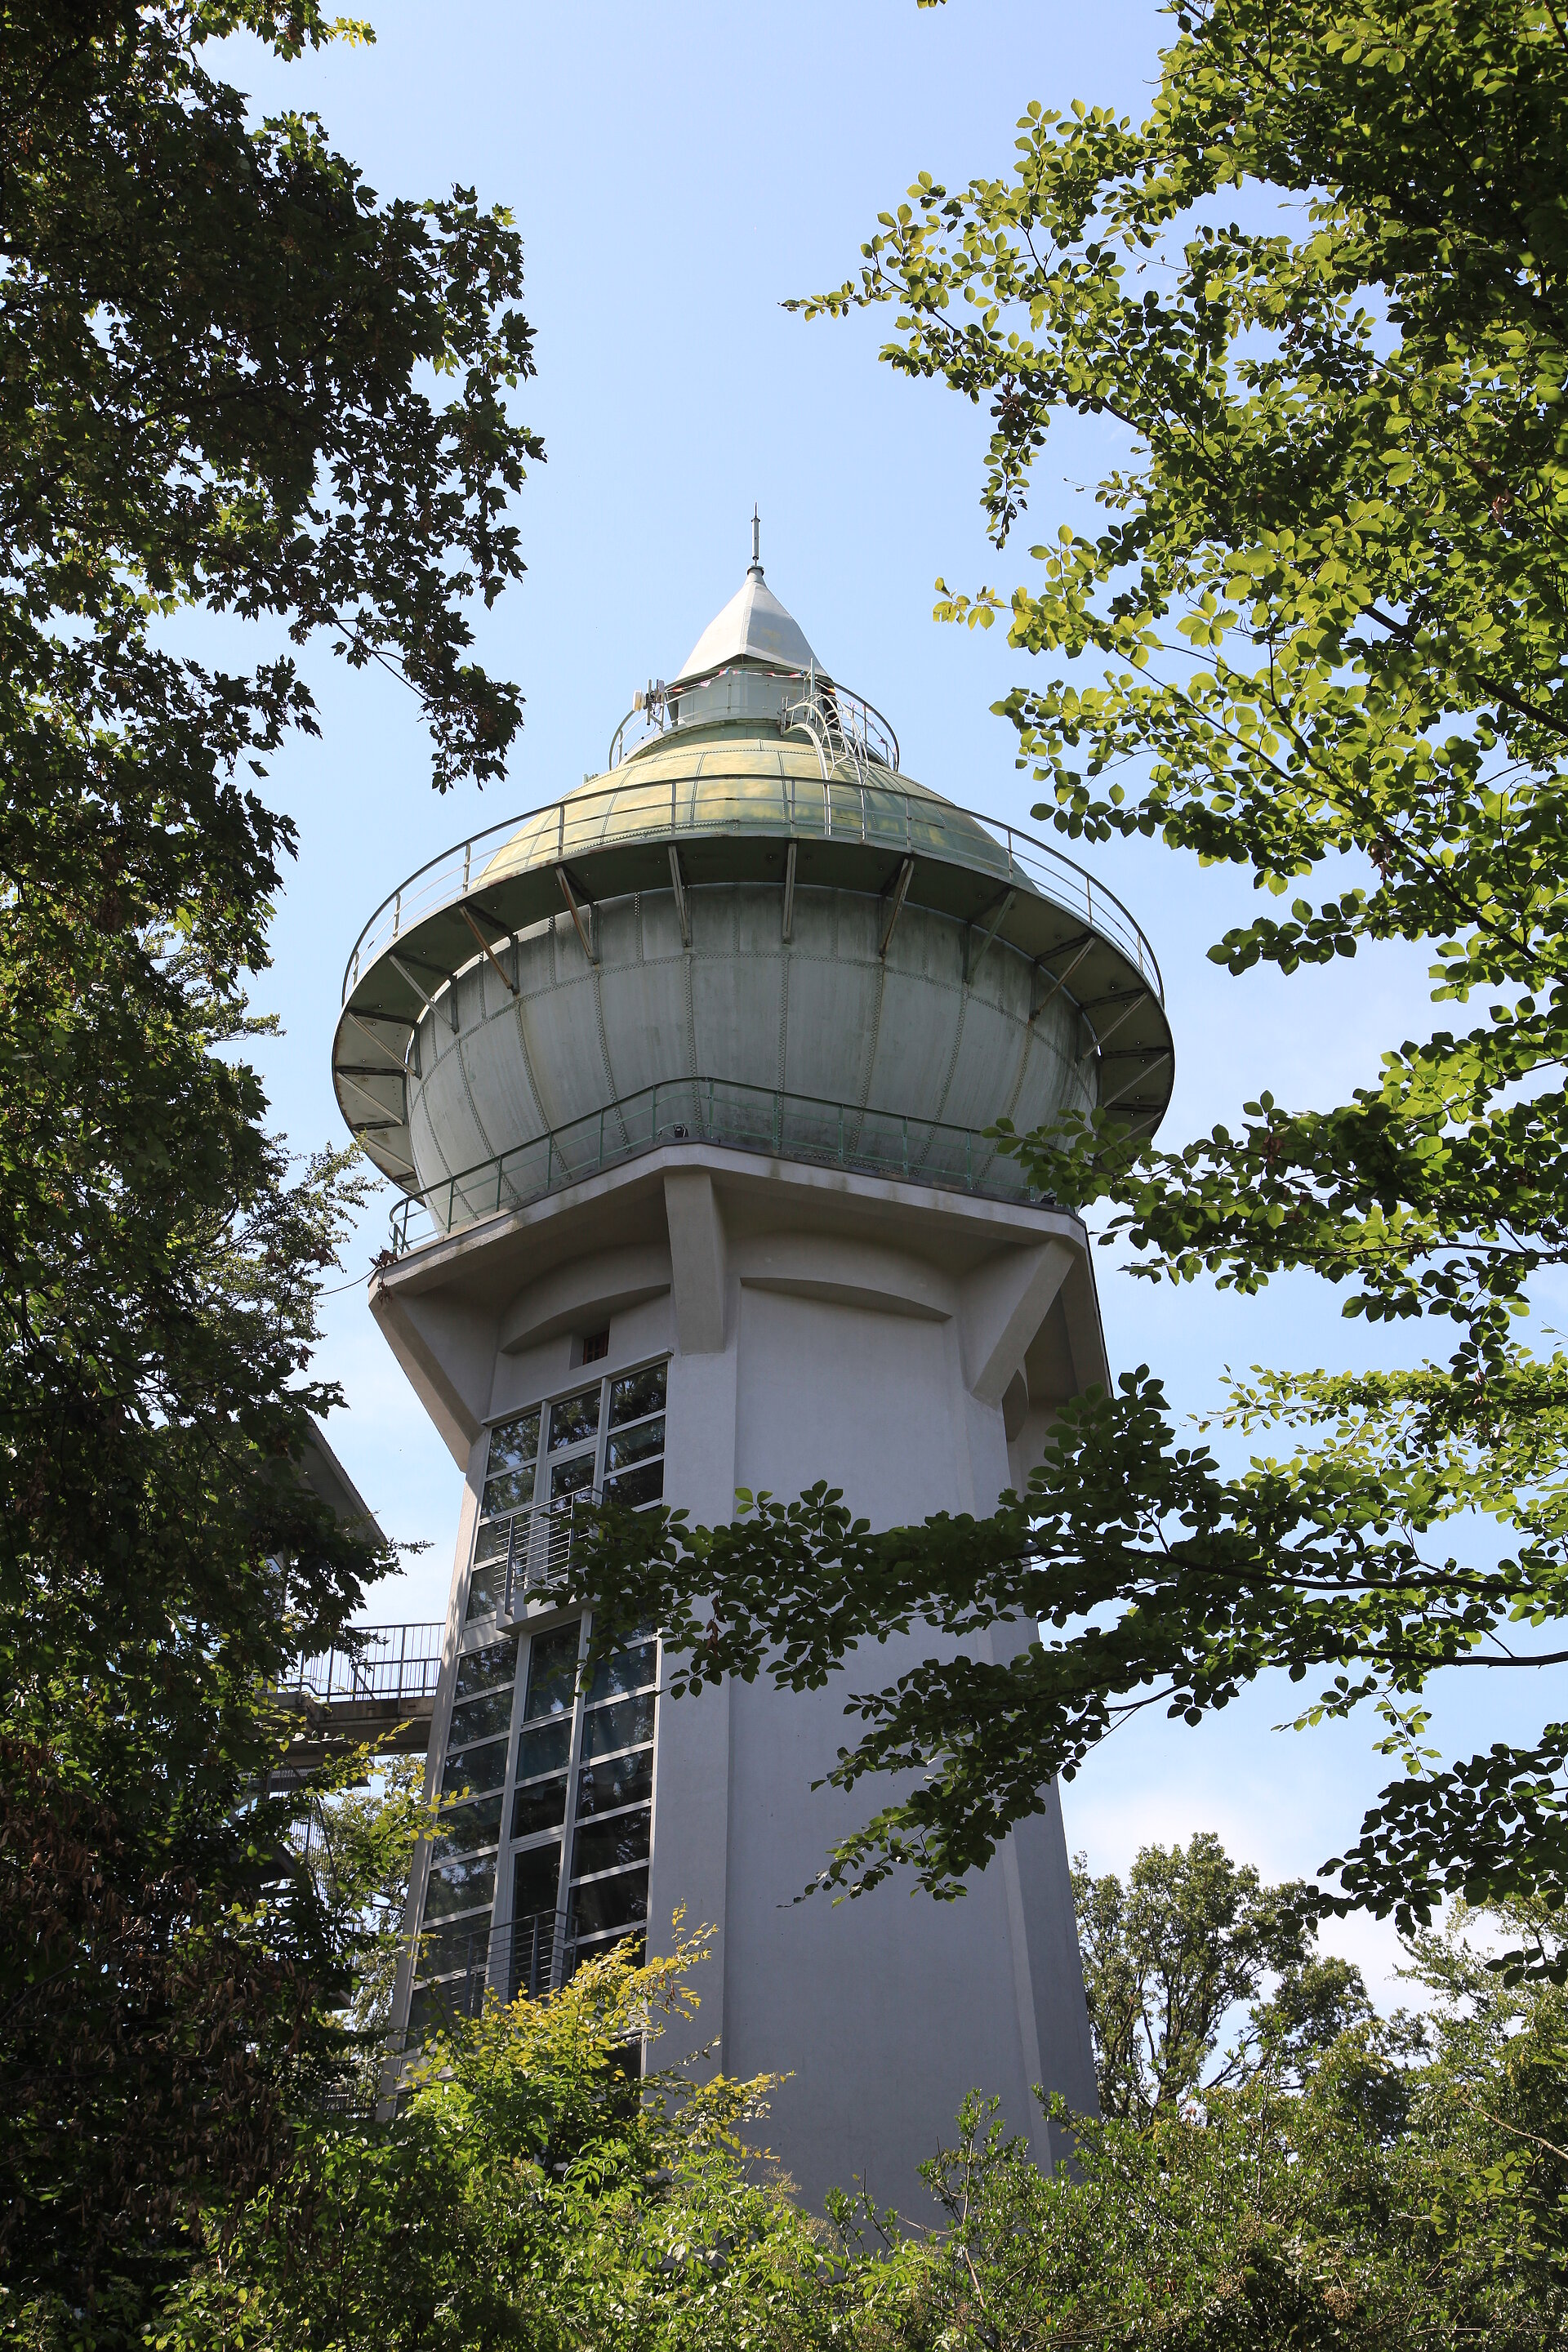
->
<box><xmin>0</xmin><ymin>3</ymin><xmax>536</xmax><ymax>2319</ymax></box>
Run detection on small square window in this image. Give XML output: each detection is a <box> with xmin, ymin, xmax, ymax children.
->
<box><xmin>581</xmin><ymin>1330</ymin><xmax>609</xmax><ymax>1364</ymax></box>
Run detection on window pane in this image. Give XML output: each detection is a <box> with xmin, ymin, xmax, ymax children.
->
<box><xmin>474</xmin><ymin>1516</ymin><xmax>511</xmax><ymax>1567</ymax></box>
<box><xmin>581</xmin><ymin>1690</ymin><xmax>655</xmax><ymax>1760</ymax></box>
<box><xmin>573</xmin><ymin>1810</ymin><xmax>651</xmax><ymax>1880</ymax></box>
<box><xmin>488</xmin><ymin>1410</ymin><xmax>541</xmax><ymax>1472</ymax></box>
<box><xmin>436</xmin><ymin>1793</ymin><xmax>503</xmax><ymax>1856</ymax></box>
<box><xmin>466</xmin><ymin>1550</ymin><xmax>509</xmax><ymax>1624</ymax></box>
<box><xmin>571</xmin><ymin>1865</ymin><xmax>648</xmax><ymax>1940</ymax></box>
<box><xmin>609</xmin><ymin>1364</ymin><xmax>666</xmax><ymax>1428</ymax></box>
<box><xmin>512</xmin><ymin>1772</ymin><xmax>568</xmax><ymax>1841</ymax></box>
<box><xmin>523</xmin><ymin>1623</ymin><xmax>580</xmax><ymax>1719</ymax></box>
<box><xmin>550</xmin><ymin>1452</ymin><xmax>595</xmax><ymax>1501</ymax></box>
<box><xmin>416</xmin><ymin>1916</ymin><xmax>493</xmax><ymax>1980</ymax></box>
<box><xmin>513</xmin><ymin>1842</ymin><xmax>561</xmax><ymax>1924</ymax></box>
<box><xmin>577</xmin><ymin>1748</ymin><xmax>653</xmax><ymax>1820</ymax></box>
<box><xmin>448</xmin><ymin>1686</ymin><xmax>514</xmax><ymax>1746</ymax></box>
<box><xmin>606</xmin><ymin>1418</ymin><xmax>663</xmax><ymax>1471</ymax></box>
<box><xmin>515</xmin><ymin>1714</ymin><xmax>572</xmax><ymax>1783</ymax></box>
<box><xmin>481</xmin><ymin>1464</ymin><xmax>535</xmax><ymax>1519</ymax></box>
<box><xmin>442</xmin><ymin>1737</ymin><xmax>506</xmax><ymax>1799</ymax></box>
<box><xmin>454</xmin><ymin>1637</ymin><xmax>518</xmax><ymax>1703</ymax></box>
<box><xmin>548</xmin><ymin>1386</ymin><xmax>601</xmax><ymax>1452</ymax></box>
<box><xmin>425</xmin><ymin>1853</ymin><xmax>497</xmax><ymax>1919</ymax></box>
<box><xmin>586</xmin><ymin>1640</ymin><xmax>657</xmax><ymax>1706</ymax></box>
<box><xmin>605</xmin><ymin>1460</ymin><xmax>662</xmax><ymax>1508</ymax></box>
<box><xmin>408</xmin><ymin>1980</ymin><xmax>481</xmax><ymax>2041</ymax></box>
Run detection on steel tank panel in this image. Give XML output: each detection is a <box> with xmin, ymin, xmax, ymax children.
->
<box><xmin>404</xmin><ymin>882</ymin><xmax>1097</xmax><ymax>1201</ymax></box>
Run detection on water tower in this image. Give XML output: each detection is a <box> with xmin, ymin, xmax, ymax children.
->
<box><xmin>332</xmin><ymin>537</ymin><xmax>1174</xmax><ymax>2209</ymax></box>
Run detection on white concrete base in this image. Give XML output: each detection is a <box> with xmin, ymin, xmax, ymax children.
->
<box><xmin>376</xmin><ymin>1145</ymin><xmax>1101</xmax><ymax>2214</ymax></box>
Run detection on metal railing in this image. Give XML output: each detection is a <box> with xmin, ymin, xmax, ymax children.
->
<box><xmin>342</xmin><ymin>777</ymin><xmax>1162</xmax><ymax>1010</ymax></box>
<box><xmin>389</xmin><ymin>1074</ymin><xmax>1043</xmax><ymax>1254</ymax></box>
<box><xmin>278</xmin><ymin>1622</ymin><xmax>444</xmax><ymax>1708</ymax></box>
<box><xmin>498</xmin><ymin>1489</ymin><xmax>599</xmax><ymax>1615</ymax></box>
<box><xmin>607</xmin><ymin>661</ymin><xmax>901</xmax><ymax>775</ymax></box>
<box><xmin>777</xmin><ymin>681</ymin><xmax>897</xmax><ymax>789</ymax></box>
<box><xmin>411</xmin><ymin>1908</ymin><xmax>568</xmax><ymax>2025</ymax></box>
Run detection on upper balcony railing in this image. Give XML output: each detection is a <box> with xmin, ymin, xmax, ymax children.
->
<box><xmin>608</xmin><ymin>661</ymin><xmax>900</xmax><ymax>776</ymax></box>
<box><xmin>341</xmin><ymin>776</ymin><xmax>1163</xmax><ymax>1010</ymax></box>
<box><xmin>386</xmin><ymin>1074</ymin><xmax>1047</xmax><ymax>1254</ymax></box>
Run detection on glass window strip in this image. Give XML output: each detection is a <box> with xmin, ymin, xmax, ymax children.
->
<box><xmin>414</xmin><ymin>1364</ymin><xmax>669</xmax><ymax>2020</ymax></box>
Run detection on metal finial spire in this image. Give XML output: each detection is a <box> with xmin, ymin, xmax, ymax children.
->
<box><xmin>751</xmin><ymin>505</ymin><xmax>761</xmax><ymax>572</ymax></box>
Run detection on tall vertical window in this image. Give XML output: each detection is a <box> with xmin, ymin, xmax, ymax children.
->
<box><xmin>408</xmin><ymin>1629</ymin><xmax>516</xmax><ymax>2040</ymax></box>
<box><xmin>465</xmin><ymin>1361</ymin><xmax>666</xmax><ymax>1624</ymax></box>
<box><xmin>508</xmin><ymin>1618</ymin><xmax>658</xmax><ymax>1984</ymax></box>
<box><xmin>408</xmin><ymin>1357</ymin><xmax>666</xmax><ymax>2038</ymax></box>
<box><xmin>467</xmin><ymin>1409</ymin><xmax>539</xmax><ymax>1622</ymax></box>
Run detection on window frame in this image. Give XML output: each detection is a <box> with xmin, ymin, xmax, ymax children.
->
<box><xmin>505</xmin><ymin>1612</ymin><xmax>661</xmax><ymax>1980</ymax></box>
<box><xmin>466</xmin><ymin>1354</ymin><xmax>669</xmax><ymax>1628</ymax></box>
<box><xmin>412</xmin><ymin>1356</ymin><xmax>668</xmax><ymax>2020</ymax></box>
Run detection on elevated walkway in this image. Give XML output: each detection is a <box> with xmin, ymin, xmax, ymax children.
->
<box><xmin>274</xmin><ymin>1622</ymin><xmax>443</xmax><ymax>1774</ymax></box>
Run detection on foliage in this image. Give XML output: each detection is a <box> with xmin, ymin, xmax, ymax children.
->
<box><xmin>0</xmin><ymin>0</ymin><xmax>537</xmax><ymax>2315</ymax></box>
<box><xmin>0</xmin><ymin>1741</ymin><xmax>320</xmax><ymax>2337</ymax></box>
<box><xmin>1071</xmin><ymin>1832</ymin><xmax>1370</xmax><ymax>2122</ymax></box>
<box><xmin>16</xmin><ymin>1833</ymin><xmax>1566</xmax><ymax>2352</ymax></box>
<box><xmin>288</xmin><ymin>1752</ymin><xmax>442</xmax><ymax>2045</ymax></box>
<box><xmin>862</xmin><ymin>1878</ymin><xmax>1568</xmax><ymax>2351</ymax></box>
<box><xmin>570</xmin><ymin>0</ymin><xmax>1568</xmax><ymax>1940</ymax></box>
<box><xmin>136</xmin><ymin>1930</ymin><xmax>853</xmax><ymax>2352</ymax></box>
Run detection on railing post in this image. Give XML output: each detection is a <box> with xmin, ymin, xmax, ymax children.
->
<box><xmin>902</xmin><ymin>1116</ymin><xmax>909</xmax><ymax>1179</ymax></box>
<box><xmin>838</xmin><ymin>1102</ymin><xmax>844</xmax><ymax>1166</ymax></box>
<box><xmin>708</xmin><ymin>1074</ymin><xmax>715</xmax><ymax>1142</ymax></box>
<box><xmin>393</xmin><ymin>889</ymin><xmax>401</xmax><ymax>939</ymax></box>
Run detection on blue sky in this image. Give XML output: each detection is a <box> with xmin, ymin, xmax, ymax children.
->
<box><xmin>218</xmin><ymin>0</ymin><xmax>1550</xmax><ymax>2000</ymax></box>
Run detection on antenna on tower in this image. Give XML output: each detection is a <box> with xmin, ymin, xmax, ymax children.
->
<box><xmin>751</xmin><ymin>505</ymin><xmax>761</xmax><ymax>572</ymax></box>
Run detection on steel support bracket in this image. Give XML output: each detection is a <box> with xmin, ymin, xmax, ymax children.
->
<box><xmin>879</xmin><ymin>856</ymin><xmax>916</xmax><ymax>960</ymax></box>
<box><xmin>964</xmin><ymin>888</ymin><xmax>1016</xmax><ymax>985</ymax></box>
<box><xmin>555</xmin><ymin>865</ymin><xmax>598</xmax><ymax>964</ymax></box>
<box><xmin>782</xmin><ymin>838</ymin><xmax>797</xmax><ymax>942</ymax></box>
<box><xmin>460</xmin><ymin>904</ymin><xmax>519</xmax><ymax>996</ymax></box>
<box><xmin>669</xmin><ymin>844</ymin><xmax>691</xmax><ymax>947</ymax></box>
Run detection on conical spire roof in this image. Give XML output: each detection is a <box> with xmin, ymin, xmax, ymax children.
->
<box><xmin>675</xmin><ymin>559</ymin><xmax>819</xmax><ymax>682</ymax></box>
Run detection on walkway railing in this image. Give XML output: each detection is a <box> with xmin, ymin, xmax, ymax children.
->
<box><xmin>389</xmin><ymin>1075</ymin><xmax>1039</xmax><ymax>1254</ymax></box>
<box><xmin>278</xmin><ymin>1623</ymin><xmax>444</xmax><ymax>1708</ymax></box>
<box><xmin>410</xmin><ymin>1908</ymin><xmax>568</xmax><ymax>2029</ymax></box>
<box><xmin>342</xmin><ymin>777</ymin><xmax>1162</xmax><ymax>1009</ymax></box>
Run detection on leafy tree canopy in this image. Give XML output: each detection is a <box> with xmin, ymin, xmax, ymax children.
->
<box><xmin>1072</xmin><ymin>1830</ymin><xmax>1375</xmax><ymax>2123</ymax></box>
<box><xmin>0</xmin><ymin>0</ymin><xmax>537</xmax><ymax>2312</ymax></box>
<box><xmin>136</xmin><ymin>1928</ymin><xmax>839</xmax><ymax>2352</ymax></box>
<box><xmin>567</xmin><ymin>0</ymin><xmax>1568</xmax><ymax>1953</ymax></box>
<box><xmin>76</xmin><ymin>1850</ymin><xmax>1568</xmax><ymax>2352</ymax></box>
